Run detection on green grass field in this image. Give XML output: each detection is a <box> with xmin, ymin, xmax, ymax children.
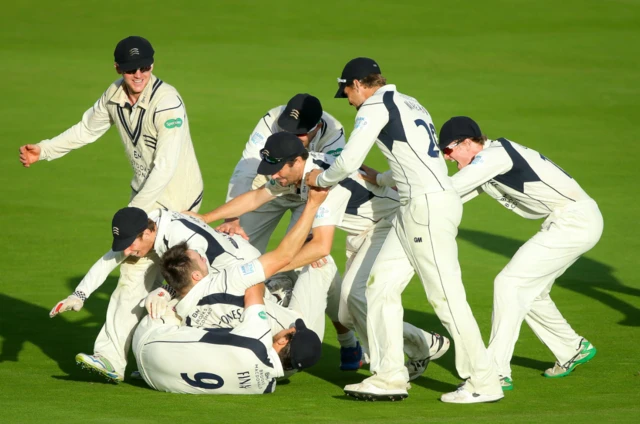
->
<box><xmin>1</xmin><ymin>1</ymin><xmax>639</xmax><ymax>422</ymax></box>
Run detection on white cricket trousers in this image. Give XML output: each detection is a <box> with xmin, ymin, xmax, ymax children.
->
<box><xmin>288</xmin><ymin>258</ymin><xmax>342</xmax><ymax>341</ymax></box>
<box><xmin>366</xmin><ymin>191</ymin><xmax>501</xmax><ymax>394</ymax></box>
<box><xmin>488</xmin><ymin>199</ymin><xmax>603</xmax><ymax>378</ymax></box>
<box><xmin>240</xmin><ymin>197</ymin><xmax>305</xmax><ymax>253</ymax></box>
<box><xmin>339</xmin><ymin>218</ymin><xmax>433</xmax><ymax>360</ymax></box>
<box><xmin>93</xmin><ymin>255</ymin><xmax>163</xmax><ymax>375</ymax></box>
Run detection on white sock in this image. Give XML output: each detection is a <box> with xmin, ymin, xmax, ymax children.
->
<box><xmin>337</xmin><ymin>330</ymin><xmax>358</xmax><ymax>348</ymax></box>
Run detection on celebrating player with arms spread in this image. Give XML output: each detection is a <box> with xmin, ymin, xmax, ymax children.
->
<box><xmin>23</xmin><ymin>36</ymin><xmax>203</xmax><ymax>382</ymax></box>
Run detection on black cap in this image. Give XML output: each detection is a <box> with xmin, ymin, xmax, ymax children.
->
<box><xmin>335</xmin><ymin>57</ymin><xmax>381</xmax><ymax>98</ymax></box>
<box><xmin>114</xmin><ymin>36</ymin><xmax>154</xmax><ymax>72</ymax></box>
<box><xmin>111</xmin><ymin>207</ymin><xmax>149</xmax><ymax>251</ymax></box>
<box><xmin>256</xmin><ymin>132</ymin><xmax>306</xmax><ymax>176</ymax></box>
<box><xmin>438</xmin><ymin>116</ymin><xmax>483</xmax><ymax>150</ymax></box>
<box><xmin>289</xmin><ymin>319</ymin><xmax>322</xmax><ymax>370</ymax></box>
<box><xmin>277</xmin><ymin>94</ymin><xmax>323</xmax><ymax>135</ymax></box>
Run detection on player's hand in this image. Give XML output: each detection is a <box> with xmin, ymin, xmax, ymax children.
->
<box><xmin>215</xmin><ymin>219</ymin><xmax>249</xmax><ymax>240</ymax></box>
<box><xmin>49</xmin><ymin>294</ymin><xmax>84</xmax><ymax>318</ymax></box>
<box><xmin>359</xmin><ymin>164</ymin><xmax>380</xmax><ymax>185</ymax></box>
<box><xmin>19</xmin><ymin>144</ymin><xmax>41</xmax><ymax>168</ymax></box>
<box><xmin>182</xmin><ymin>210</ymin><xmax>207</xmax><ymax>223</ymax></box>
<box><xmin>311</xmin><ymin>257</ymin><xmax>329</xmax><ymax>268</ymax></box>
<box><xmin>304</xmin><ymin>169</ymin><xmax>323</xmax><ymax>188</ymax></box>
<box><xmin>306</xmin><ymin>185</ymin><xmax>330</xmax><ymax>206</ymax></box>
<box><xmin>144</xmin><ymin>287</ymin><xmax>170</xmax><ymax>319</ymax></box>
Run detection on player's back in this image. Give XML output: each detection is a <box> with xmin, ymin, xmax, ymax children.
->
<box><xmin>134</xmin><ymin>316</ymin><xmax>282</xmax><ymax>395</ymax></box>
<box><xmin>363</xmin><ymin>85</ymin><xmax>453</xmax><ymax>200</ymax></box>
<box><xmin>154</xmin><ymin>210</ymin><xmax>260</xmax><ymax>272</ymax></box>
<box><xmin>480</xmin><ymin>139</ymin><xmax>592</xmax><ymax>215</ymax></box>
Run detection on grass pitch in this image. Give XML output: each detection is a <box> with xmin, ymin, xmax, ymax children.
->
<box><xmin>1</xmin><ymin>1</ymin><xmax>639</xmax><ymax>423</ymax></box>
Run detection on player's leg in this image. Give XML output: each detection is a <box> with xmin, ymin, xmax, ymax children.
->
<box><xmin>399</xmin><ymin>192</ymin><xmax>502</xmax><ymax>401</ymax></box>
<box><xmin>83</xmin><ymin>256</ymin><xmax>162</xmax><ymax>381</ymax></box>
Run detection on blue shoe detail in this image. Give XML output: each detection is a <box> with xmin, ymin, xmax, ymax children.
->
<box><xmin>340</xmin><ymin>342</ymin><xmax>363</xmax><ymax>371</ymax></box>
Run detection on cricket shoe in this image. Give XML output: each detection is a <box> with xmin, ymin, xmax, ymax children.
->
<box><xmin>130</xmin><ymin>370</ymin><xmax>143</xmax><ymax>380</ymax></box>
<box><xmin>440</xmin><ymin>387</ymin><xmax>504</xmax><ymax>404</ymax></box>
<box><xmin>344</xmin><ymin>381</ymin><xmax>408</xmax><ymax>401</ymax></box>
<box><xmin>75</xmin><ymin>353</ymin><xmax>123</xmax><ymax>383</ymax></box>
<box><xmin>340</xmin><ymin>342</ymin><xmax>363</xmax><ymax>371</ymax></box>
<box><xmin>544</xmin><ymin>338</ymin><xmax>596</xmax><ymax>378</ymax></box>
<box><xmin>500</xmin><ymin>376</ymin><xmax>513</xmax><ymax>391</ymax></box>
<box><xmin>405</xmin><ymin>332</ymin><xmax>451</xmax><ymax>381</ymax></box>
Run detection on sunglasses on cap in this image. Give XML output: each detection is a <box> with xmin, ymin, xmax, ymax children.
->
<box><xmin>260</xmin><ymin>149</ymin><xmax>295</xmax><ymax>165</ymax></box>
<box><xmin>123</xmin><ymin>66</ymin><xmax>152</xmax><ymax>75</ymax></box>
<box><xmin>443</xmin><ymin>140</ymin><xmax>464</xmax><ymax>156</ymax></box>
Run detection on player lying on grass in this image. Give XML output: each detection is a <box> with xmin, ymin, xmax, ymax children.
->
<box><xmin>224</xmin><ymin>93</ymin><xmax>361</xmax><ymax>369</ymax></box>
<box><xmin>188</xmin><ymin>132</ymin><xmax>450</xmax><ymax>380</ymax></box>
<box><xmin>133</xmin><ymin>283</ymin><xmax>322</xmax><ymax>394</ymax></box>
<box><xmin>49</xmin><ymin>206</ymin><xmax>263</xmax><ymax>382</ymax></box>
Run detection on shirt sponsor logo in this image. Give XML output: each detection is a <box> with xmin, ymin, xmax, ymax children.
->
<box><xmin>258</xmin><ymin>311</ymin><xmax>267</xmax><ymax>320</ymax></box>
<box><xmin>164</xmin><ymin>118</ymin><xmax>183</xmax><ymax>129</ymax></box>
<box><xmin>241</xmin><ymin>262</ymin><xmax>255</xmax><ymax>276</ymax></box>
<box><xmin>316</xmin><ymin>206</ymin><xmax>331</xmax><ymax>219</ymax></box>
<box><xmin>326</xmin><ymin>148</ymin><xmax>343</xmax><ymax>157</ymax></box>
<box><xmin>354</xmin><ymin>116</ymin><xmax>368</xmax><ymax>130</ymax></box>
<box><xmin>250</xmin><ymin>132</ymin><xmax>265</xmax><ymax>145</ymax></box>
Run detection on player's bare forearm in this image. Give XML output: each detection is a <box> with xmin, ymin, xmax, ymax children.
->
<box><xmin>259</xmin><ymin>188</ymin><xmax>328</xmax><ymax>277</ymax></box>
<box><xmin>278</xmin><ymin>238</ymin><xmax>329</xmax><ymax>272</ymax></box>
<box><xmin>243</xmin><ymin>283</ymin><xmax>266</xmax><ymax>308</ymax></box>
<box><xmin>202</xmin><ymin>188</ymin><xmax>272</xmax><ymax>224</ymax></box>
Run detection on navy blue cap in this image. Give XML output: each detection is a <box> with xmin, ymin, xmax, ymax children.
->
<box><xmin>277</xmin><ymin>94</ymin><xmax>323</xmax><ymax>134</ymax></box>
<box><xmin>335</xmin><ymin>57</ymin><xmax>381</xmax><ymax>98</ymax></box>
<box><xmin>111</xmin><ymin>207</ymin><xmax>148</xmax><ymax>251</ymax></box>
<box><xmin>257</xmin><ymin>132</ymin><xmax>307</xmax><ymax>176</ymax></box>
<box><xmin>114</xmin><ymin>36</ymin><xmax>154</xmax><ymax>72</ymax></box>
<box><xmin>289</xmin><ymin>319</ymin><xmax>322</xmax><ymax>370</ymax></box>
<box><xmin>438</xmin><ymin>116</ymin><xmax>482</xmax><ymax>150</ymax></box>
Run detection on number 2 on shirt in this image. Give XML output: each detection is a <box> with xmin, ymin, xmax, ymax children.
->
<box><xmin>415</xmin><ymin>119</ymin><xmax>439</xmax><ymax>158</ymax></box>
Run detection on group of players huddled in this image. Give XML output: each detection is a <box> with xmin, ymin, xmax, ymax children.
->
<box><xmin>21</xmin><ymin>36</ymin><xmax>602</xmax><ymax>403</ymax></box>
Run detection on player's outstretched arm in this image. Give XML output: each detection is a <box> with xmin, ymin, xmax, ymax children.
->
<box><xmin>19</xmin><ymin>144</ymin><xmax>41</xmax><ymax>168</ymax></box>
<box><xmin>278</xmin><ymin>225</ymin><xmax>335</xmax><ymax>272</ymax></box>
<box><xmin>187</xmin><ymin>187</ymin><xmax>274</xmax><ymax>224</ymax></box>
<box><xmin>49</xmin><ymin>292</ymin><xmax>85</xmax><ymax>318</ymax></box>
<box><xmin>258</xmin><ymin>187</ymin><xmax>329</xmax><ymax>278</ymax></box>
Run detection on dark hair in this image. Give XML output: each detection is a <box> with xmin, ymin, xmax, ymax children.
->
<box><xmin>136</xmin><ymin>219</ymin><xmax>156</xmax><ymax>240</ymax></box>
<box><xmin>347</xmin><ymin>73</ymin><xmax>387</xmax><ymax>90</ymax></box>
<box><xmin>284</xmin><ymin>150</ymin><xmax>309</xmax><ymax>168</ymax></box>
<box><xmin>278</xmin><ymin>332</ymin><xmax>294</xmax><ymax>370</ymax></box>
<box><xmin>160</xmin><ymin>241</ymin><xmax>196</xmax><ymax>296</ymax></box>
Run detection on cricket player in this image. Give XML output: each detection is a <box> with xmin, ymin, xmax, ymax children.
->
<box><xmin>192</xmin><ymin>132</ymin><xmax>450</xmax><ymax>380</ymax></box>
<box><xmin>224</xmin><ymin>93</ymin><xmax>345</xmax><ymax>250</ymax></box>
<box><xmin>304</xmin><ymin>58</ymin><xmax>503</xmax><ymax>403</ymax></box>
<box><xmin>49</xmin><ymin>205</ymin><xmax>256</xmax><ymax>381</ymax></box>
<box><xmin>133</xmin><ymin>284</ymin><xmax>322</xmax><ymax>394</ymax></box>
<box><xmin>438</xmin><ymin>116</ymin><xmax>603</xmax><ymax>391</ymax></box>
<box><xmin>21</xmin><ymin>36</ymin><xmax>203</xmax><ymax>382</ymax></box>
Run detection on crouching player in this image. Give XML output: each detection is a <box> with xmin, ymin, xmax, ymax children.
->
<box><xmin>133</xmin><ymin>283</ymin><xmax>321</xmax><ymax>394</ymax></box>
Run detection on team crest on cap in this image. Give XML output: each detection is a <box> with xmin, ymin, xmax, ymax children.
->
<box><xmin>289</xmin><ymin>109</ymin><xmax>300</xmax><ymax>120</ymax></box>
<box><xmin>129</xmin><ymin>48</ymin><xmax>140</xmax><ymax>57</ymax></box>
<box><xmin>113</xmin><ymin>226</ymin><xmax>120</xmax><ymax>236</ymax></box>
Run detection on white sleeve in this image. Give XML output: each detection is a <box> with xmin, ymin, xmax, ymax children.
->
<box><xmin>451</xmin><ymin>149</ymin><xmax>513</xmax><ymax>198</ymax></box>
<box><xmin>460</xmin><ymin>187</ymin><xmax>483</xmax><ymax>204</ymax></box>
<box><xmin>225</xmin><ymin>259</ymin><xmax>267</xmax><ymax>292</ymax></box>
<box><xmin>128</xmin><ymin>95</ymin><xmax>186</xmax><ymax>212</ymax></box>
<box><xmin>376</xmin><ymin>170</ymin><xmax>395</xmax><ymax>187</ymax></box>
<box><xmin>317</xmin><ymin>103</ymin><xmax>389</xmax><ymax>187</ymax></box>
<box><xmin>226</xmin><ymin>113</ymin><xmax>275</xmax><ymax>202</ymax></box>
<box><xmin>38</xmin><ymin>88</ymin><xmax>113</xmax><ymax>161</ymax></box>
<box><xmin>74</xmin><ymin>250</ymin><xmax>126</xmax><ymax>298</ymax></box>
<box><xmin>312</xmin><ymin>186</ymin><xmax>348</xmax><ymax>229</ymax></box>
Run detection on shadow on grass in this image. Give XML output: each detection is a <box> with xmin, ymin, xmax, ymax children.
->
<box><xmin>458</xmin><ymin>228</ymin><xmax>640</xmax><ymax>327</ymax></box>
<box><xmin>0</xmin><ymin>276</ymin><xmax>119</xmax><ymax>383</ymax></box>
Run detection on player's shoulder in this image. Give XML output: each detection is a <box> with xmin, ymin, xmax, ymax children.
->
<box><xmin>308</xmin><ymin>151</ymin><xmax>335</xmax><ymax>168</ymax></box>
<box><xmin>321</xmin><ymin>111</ymin><xmax>344</xmax><ymax>131</ymax></box>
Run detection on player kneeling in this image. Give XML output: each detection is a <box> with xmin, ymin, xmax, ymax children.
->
<box><xmin>133</xmin><ymin>284</ymin><xmax>321</xmax><ymax>394</ymax></box>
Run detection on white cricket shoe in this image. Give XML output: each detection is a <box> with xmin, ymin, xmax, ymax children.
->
<box><xmin>440</xmin><ymin>387</ymin><xmax>504</xmax><ymax>404</ymax></box>
<box><xmin>405</xmin><ymin>332</ymin><xmax>451</xmax><ymax>381</ymax></box>
<box><xmin>76</xmin><ymin>353</ymin><xmax>123</xmax><ymax>383</ymax></box>
<box><xmin>344</xmin><ymin>381</ymin><xmax>408</xmax><ymax>401</ymax></box>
